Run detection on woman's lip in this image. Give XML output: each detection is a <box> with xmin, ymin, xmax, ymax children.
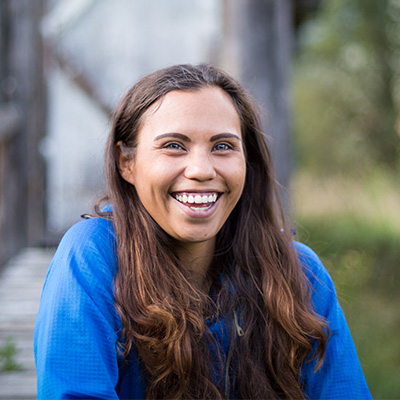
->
<box><xmin>171</xmin><ymin>193</ymin><xmax>221</xmax><ymax>218</ymax></box>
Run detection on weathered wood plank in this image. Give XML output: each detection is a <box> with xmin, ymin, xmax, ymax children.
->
<box><xmin>0</xmin><ymin>247</ymin><xmax>54</xmax><ymax>400</ymax></box>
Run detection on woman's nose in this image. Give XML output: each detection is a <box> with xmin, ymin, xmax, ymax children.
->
<box><xmin>184</xmin><ymin>151</ymin><xmax>217</xmax><ymax>181</ymax></box>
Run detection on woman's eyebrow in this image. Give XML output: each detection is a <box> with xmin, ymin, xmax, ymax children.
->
<box><xmin>154</xmin><ymin>133</ymin><xmax>190</xmax><ymax>142</ymax></box>
<box><xmin>154</xmin><ymin>132</ymin><xmax>241</xmax><ymax>142</ymax></box>
<box><xmin>210</xmin><ymin>133</ymin><xmax>242</xmax><ymax>142</ymax></box>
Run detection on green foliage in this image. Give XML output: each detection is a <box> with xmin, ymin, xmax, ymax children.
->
<box><xmin>293</xmin><ymin>0</ymin><xmax>400</xmax><ymax>174</ymax></box>
<box><xmin>291</xmin><ymin>167</ymin><xmax>400</xmax><ymax>398</ymax></box>
<box><xmin>0</xmin><ymin>338</ymin><xmax>22</xmax><ymax>372</ymax></box>
<box><xmin>293</xmin><ymin>0</ymin><xmax>400</xmax><ymax>397</ymax></box>
<box><xmin>297</xmin><ymin>214</ymin><xmax>400</xmax><ymax>294</ymax></box>
<box><xmin>296</xmin><ymin>214</ymin><xmax>400</xmax><ymax>399</ymax></box>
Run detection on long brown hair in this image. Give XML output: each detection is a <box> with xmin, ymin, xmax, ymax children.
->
<box><xmin>98</xmin><ymin>64</ymin><xmax>327</xmax><ymax>399</ymax></box>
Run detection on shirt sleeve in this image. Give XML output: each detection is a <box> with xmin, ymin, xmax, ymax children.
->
<box><xmin>34</xmin><ymin>218</ymin><xmax>122</xmax><ymax>399</ymax></box>
<box><xmin>295</xmin><ymin>242</ymin><xmax>372</xmax><ymax>400</ymax></box>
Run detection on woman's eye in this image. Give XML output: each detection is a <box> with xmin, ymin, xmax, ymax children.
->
<box><xmin>213</xmin><ymin>143</ymin><xmax>232</xmax><ymax>151</ymax></box>
<box><xmin>164</xmin><ymin>142</ymin><xmax>184</xmax><ymax>150</ymax></box>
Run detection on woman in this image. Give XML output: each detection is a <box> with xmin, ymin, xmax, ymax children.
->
<box><xmin>34</xmin><ymin>64</ymin><xmax>371</xmax><ymax>399</ymax></box>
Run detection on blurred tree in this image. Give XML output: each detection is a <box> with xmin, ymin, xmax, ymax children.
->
<box><xmin>294</xmin><ymin>0</ymin><xmax>400</xmax><ymax>174</ymax></box>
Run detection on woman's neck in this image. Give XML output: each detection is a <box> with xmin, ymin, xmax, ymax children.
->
<box><xmin>176</xmin><ymin>240</ymin><xmax>215</xmax><ymax>292</ymax></box>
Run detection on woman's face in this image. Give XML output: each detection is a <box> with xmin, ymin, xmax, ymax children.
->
<box><xmin>119</xmin><ymin>87</ymin><xmax>246</xmax><ymax>249</ymax></box>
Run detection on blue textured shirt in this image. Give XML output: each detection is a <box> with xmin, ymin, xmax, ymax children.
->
<box><xmin>34</xmin><ymin>217</ymin><xmax>372</xmax><ymax>399</ymax></box>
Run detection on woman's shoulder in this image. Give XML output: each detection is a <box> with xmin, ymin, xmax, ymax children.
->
<box><xmin>293</xmin><ymin>241</ymin><xmax>333</xmax><ymax>285</ymax></box>
<box><xmin>59</xmin><ymin>216</ymin><xmax>116</xmax><ymax>254</ymax></box>
<box><xmin>292</xmin><ymin>241</ymin><xmax>338</xmax><ymax>319</ymax></box>
<box><xmin>38</xmin><ymin>216</ymin><xmax>119</xmax><ymax>326</ymax></box>
<box><xmin>62</xmin><ymin>215</ymin><xmax>115</xmax><ymax>242</ymax></box>
<box><xmin>48</xmin><ymin>216</ymin><xmax>118</xmax><ymax>283</ymax></box>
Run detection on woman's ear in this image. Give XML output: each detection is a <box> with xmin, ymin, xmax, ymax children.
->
<box><xmin>116</xmin><ymin>141</ymin><xmax>135</xmax><ymax>185</ymax></box>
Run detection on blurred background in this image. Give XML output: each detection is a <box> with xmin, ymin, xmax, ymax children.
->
<box><xmin>0</xmin><ymin>0</ymin><xmax>399</xmax><ymax>398</ymax></box>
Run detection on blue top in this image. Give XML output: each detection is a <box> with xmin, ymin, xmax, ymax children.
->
<box><xmin>34</xmin><ymin>217</ymin><xmax>372</xmax><ymax>399</ymax></box>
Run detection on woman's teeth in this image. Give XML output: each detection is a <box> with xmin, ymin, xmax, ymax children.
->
<box><xmin>174</xmin><ymin>193</ymin><xmax>218</xmax><ymax>205</ymax></box>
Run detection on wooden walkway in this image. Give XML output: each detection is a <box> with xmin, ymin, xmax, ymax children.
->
<box><xmin>0</xmin><ymin>247</ymin><xmax>54</xmax><ymax>400</ymax></box>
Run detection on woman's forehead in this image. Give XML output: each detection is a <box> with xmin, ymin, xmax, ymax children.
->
<box><xmin>137</xmin><ymin>88</ymin><xmax>242</xmax><ymax>140</ymax></box>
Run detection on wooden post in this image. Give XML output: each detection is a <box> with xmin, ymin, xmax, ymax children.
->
<box><xmin>0</xmin><ymin>0</ymin><xmax>46</xmax><ymax>266</ymax></box>
<box><xmin>221</xmin><ymin>0</ymin><xmax>294</xmax><ymax>209</ymax></box>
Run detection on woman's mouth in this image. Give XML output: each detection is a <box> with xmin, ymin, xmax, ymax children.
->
<box><xmin>172</xmin><ymin>192</ymin><xmax>219</xmax><ymax>211</ymax></box>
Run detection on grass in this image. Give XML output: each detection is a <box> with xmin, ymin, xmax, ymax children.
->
<box><xmin>292</xmin><ymin>170</ymin><xmax>400</xmax><ymax>399</ymax></box>
<box><xmin>0</xmin><ymin>338</ymin><xmax>22</xmax><ymax>372</ymax></box>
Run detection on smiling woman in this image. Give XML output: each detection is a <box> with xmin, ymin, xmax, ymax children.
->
<box><xmin>33</xmin><ymin>64</ymin><xmax>372</xmax><ymax>400</ymax></box>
